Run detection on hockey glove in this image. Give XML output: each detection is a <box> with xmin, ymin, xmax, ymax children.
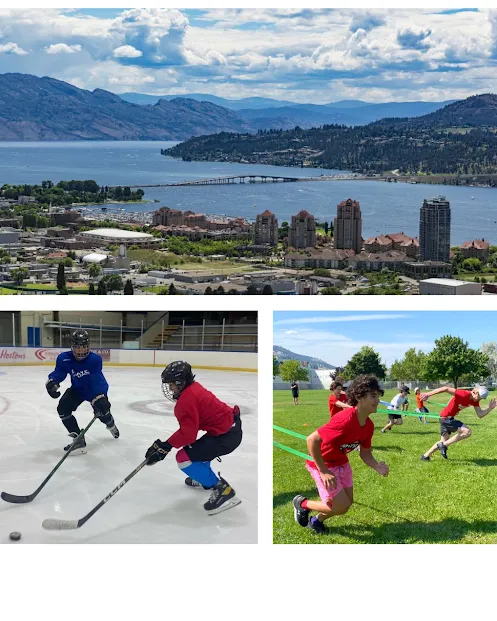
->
<box><xmin>46</xmin><ymin>379</ymin><xmax>61</xmax><ymax>399</ymax></box>
<box><xmin>91</xmin><ymin>394</ymin><xmax>111</xmax><ymax>417</ymax></box>
<box><xmin>146</xmin><ymin>439</ymin><xmax>172</xmax><ymax>465</ymax></box>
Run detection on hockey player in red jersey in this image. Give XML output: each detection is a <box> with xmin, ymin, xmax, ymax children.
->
<box><xmin>145</xmin><ymin>361</ymin><xmax>242</xmax><ymax>515</ymax></box>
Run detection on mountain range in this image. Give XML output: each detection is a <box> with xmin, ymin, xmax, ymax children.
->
<box><xmin>120</xmin><ymin>91</ymin><xmax>455</xmax><ymax>130</ymax></box>
<box><xmin>166</xmin><ymin>94</ymin><xmax>497</xmax><ymax>176</ymax></box>
<box><xmin>273</xmin><ymin>345</ymin><xmax>334</xmax><ymax>370</ymax></box>
<box><xmin>0</xmin><ymin>73</ymin><xmax>252</xmax><ymax>140</ymax></box>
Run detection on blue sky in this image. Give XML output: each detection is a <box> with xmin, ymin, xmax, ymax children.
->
<box><xmin>273</xmin><ymin>311</ymin><xmax>496</xmax><ymax>368</ymax></box>
<box><xmin>1</xmin><ymin>8</ymin><xmax>497</xmax><ymax>103</ymax></box>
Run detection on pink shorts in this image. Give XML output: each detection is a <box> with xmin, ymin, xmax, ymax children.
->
<box><xmin>305</xmin><ymin>461</ymin><xmax>353</xmax><ymax>503</ymax></box>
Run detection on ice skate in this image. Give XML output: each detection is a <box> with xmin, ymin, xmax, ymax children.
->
<box><xmin>64</xmin><ymin>432</ymin><xmax>87</xmax><ymax>455</ymax></box>
<box><xmin>185</xmin><ymin>477</ymin><xmax>206</xmax><ymax>489</ymax></box>
<box><xmin>106</xmin><ymin>424</ymin><xmax>120</xmax><ymax>439</ymax></box>
<box><xmin>204</xmin><ymin>475</ymin><xmax>241</xmax><ymax>515</ymax></box>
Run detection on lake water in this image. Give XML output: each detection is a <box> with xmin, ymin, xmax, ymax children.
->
<box><xmin>0</xmin><ymin>140</ymin><xmax>495</xmax><ymax>245</ymax></box>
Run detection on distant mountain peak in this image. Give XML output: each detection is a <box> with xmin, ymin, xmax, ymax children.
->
<box><xmin>273</xmin><ymin>345</ymin><xmax>334</xmax><ymax>369</ymax></box>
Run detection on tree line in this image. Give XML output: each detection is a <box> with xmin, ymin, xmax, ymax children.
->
<box><xmin>274</xmin><ymin>336</ymin><xmax>495</xmax><ymax>388</ymax></box>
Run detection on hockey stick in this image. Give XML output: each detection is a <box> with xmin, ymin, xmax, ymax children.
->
<box><xmin>1</xmin><ymin>416</ymin><xmax>97</xmax><ymax>504</ymax></box>
<box><xmin>42</xmin><ymin>459</ymin><xmax>148</xmax><ymax>530</ymax></box>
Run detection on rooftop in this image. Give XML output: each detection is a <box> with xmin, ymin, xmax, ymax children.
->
<box><xmin>80</xmin><ymin>228</ymin><xmax>153</xmax><ymax>240</ymax></box>
<box><xmin>421</xmin><ymin>278</ymin><xmax>478</xmax><ymax>286</ymax></box>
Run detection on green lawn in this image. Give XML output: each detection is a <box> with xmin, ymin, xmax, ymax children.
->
<box><xmin>273</xmin><ymin>388</ymin><xmax>497</xmax><ymax>544</ymax></box>
<box><xmin>454</xmin><ymin>272</ymin><xmax>497</xmax><ymax>283</ymax></box>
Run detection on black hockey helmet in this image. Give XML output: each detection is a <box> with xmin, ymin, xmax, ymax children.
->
<box><xmin>161</xmin><ymin>361</ymin><xmax>195</xmax><ymax>401</ymax></box>
<box><xmin>71</xmin><ymin>329</ymin><xmax>90</xmax><ymax>361</ymax></box>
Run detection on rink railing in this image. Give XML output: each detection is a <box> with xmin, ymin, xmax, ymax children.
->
<box><xmin>4</xmin><ymin>314</ymin><xmax>257</xmax><ymax>353</ymax></box>
<box><xmin>0</xmin><ymin>346</ymin><xmax>257</xmax><ymax>372</ymax></box>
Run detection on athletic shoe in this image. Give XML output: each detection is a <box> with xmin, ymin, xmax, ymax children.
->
<box><xmin>418</xmin><ymin>416</ymin><xmax>423</xmax><ymax>422</ymax></box>
<box><xmin>106</xmin><ymin>424</ymin><xmax>120</xmax><ymax>439</ymax></box>
<box><xmin>437</xmin><ymin>442</ymin><xmax>448</xmax><ymax>459</ymax></box>
<box><xmin>380</xmin><ymin>429</ymin><xmax>386</xmax><ymax>434</ymax></box>
<box><xmin>420</xmin><ymin>455</ymin><xmax>430</xmax><ymax>461</ymax></box>
<box><xmin>293</xmin><ymin>495</ymin><xmax>310</xmax><ymax>527</ymax></box>
<box><xmin>307</xmin><ymin>516</ymin><xmax>326</xmax><ymax>534</ymax></box>
<box><xmin>64</xmin><ymin>432</ymin><xmax>87</xmax><ymax>455</ymax></box>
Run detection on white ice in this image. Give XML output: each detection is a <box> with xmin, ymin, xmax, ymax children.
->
<box><xmin>0</xmin><ymin>367</ymin><xmax>257</xmax><ymax>544</ymax></box>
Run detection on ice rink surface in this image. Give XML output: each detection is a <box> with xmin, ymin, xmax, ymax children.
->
<box><xmin>0</xmin><ymin>366</ymin><xmax>257</xmax><ymax>544</ymax></box>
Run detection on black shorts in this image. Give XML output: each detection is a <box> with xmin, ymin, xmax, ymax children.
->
<box><xmin>388</xmin><ymin>412</ymin><xmax>402</xmax><ymax>421</ymax></box>
<box><xmin>440</xmin><ymin>417</ymin><xmax>465</xmax><ymax>436</ymax></box>
<box><xmin>292</xmin><ymin>391</ymin><xmax>299</xmax><ymax>398</ymax></box>
<box><xmin>417</xmin><ymin>406</ymin><xmax>429</xmax><ymax>413</ymax></box>
<box><xmin>184</xmin><ymin>414</ymin><xmax>242</xmax><ymax>462</ymax></box>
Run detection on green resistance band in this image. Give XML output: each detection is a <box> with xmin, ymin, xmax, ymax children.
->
<box><xmin>376</xmin><ymin>407</ymin><xmax>441</xmax><ymax>419</ymax></box>
<box><xmin>273</xmin><ymin>441</ymin><xmax>313</xmax><ymax>461</ymax></box>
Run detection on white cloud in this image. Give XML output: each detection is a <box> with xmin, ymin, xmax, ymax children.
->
<box><xmin>45</xmin><ymin>43</ymin><xmax>81</xmax><ymax>54</ymax></box>
<box><xmin>284</xmin><ymin>330</ymin><xmax>298</xmax><ymax>335</ymax></box>
<box><xmin>0</xmin><ymin>8</ymin><xmax>494</xmax><ymax>101</ymax></box>
<box><xmin>274</xmin><ymin>314</ymin><xmax>409</xmax><ymax>326</ymax></box>
<box><xmin>113</xmin><ymin>45</ymin><xmax>142</xmax><ymax>59</ymax></box>
<box><xmin>0</xmin><ymin>41</ymin><xmax>28</xmax><ymax>55</ymax></box>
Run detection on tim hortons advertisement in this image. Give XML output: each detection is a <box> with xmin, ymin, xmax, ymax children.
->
<box><xmin>0</xmin><ymin>349</ymin><xmax>27</xmax><ymax>361</ymax></box>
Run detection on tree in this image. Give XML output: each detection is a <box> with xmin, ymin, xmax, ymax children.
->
<box><xmin>262</xmin><ymin>284</ymin><xmax>273</xmax><ymax>295</ymax></box>
<box><xmin>324</xmin><ymin>222</ymin><xmax>329</xmax><ymax>236</ymax></box>
<box><xmin>481</xmin><ymin>342</ymin><xmax>497</xmax><ymax>381</ymax></box>
<box><xmin>57</xmin><ymin>262</ymin><xmax>66</xmax><ymax>292</ymax></box>
<box><xmin>278</xmin><ymin>360</ymin><xmax>310</xmax><ymax>383</ymax></box>
<box><xmin>88</xmin><ymin>263</ymin><xmax>102</xmax><ymax>278</ymax></box>
<box><xmin>313</xmin><ymin>268</ymin><xmax>331</xmax><ymax>277</ymax></box>
<box><xmin>320</xmin><ymin>287</ymin><xmax>342</xmax><ymax>295</ymax></box>
<box><xmin>389</xmin><ymin>348</ymin><xmax>427</xmax><ymax>382</ymax></box>
<box><xmin>273</xmin><ymin>357</ymin><xmax>280</xmax><ymax>377</ymax></box>
<box><xmin>89</xmin><ymin>283</ymin><xmax>96</xmax><ymax>295</ymax></box>
<box><xmin>227</xmin><ymin>288</ymin><xmax>238</xmax><ymax>295</ymax></box>
<box><xmin>424</xmin><ymin>335</ymin><xmax>490</xmax><ymax>388</ymax></box>
<box><xmin>461</xmin><ymin>257</ymin><xmax>482</xmax><ymax>272</ymax></box>
<box><xmin>343</xmin><ymin>346</ymin><xmax>387</xmax><ymax>380</ymax></box>
<box><xmin>101</xmin><ymin>274</ymin><xmax>123</xmax><ymax>293</ymax></box>
<box><xmin>97</xmin><ymin>279</ymin><xmax>107</xmax><ymax>295</ymax></box>
<box><xmin>11</xmin><ymin>267</ymin><xmax>28</xmax><ymax>286</ymax></box>
<box><xmin>204</xmin><ymin>286</ymin><xmax>213</xmax><ymax>295</ymax></box>
<box><xmin>168</xmin><ymin>283</ymin><xmax>177</xmax><ymax>295</ymax></box>
<box><xmin>216</xmin><ymin>285</ymin><xmax>226</xmax><ymax>295</ymax></box>
<box><xmin>124</xmin><ymin>279</ymin><xmax>134</xmax><ymax>295</ymax></box>
<box><xmin>246</xmin><ymin>283</ymin><xmax>259</xmax><ymax>295</ymax></box>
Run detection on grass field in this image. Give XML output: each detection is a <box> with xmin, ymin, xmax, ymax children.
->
<box><xmin>273</xmin><ymin>388</ymin><xmax>497</xmax><ymax>544</ymax></box>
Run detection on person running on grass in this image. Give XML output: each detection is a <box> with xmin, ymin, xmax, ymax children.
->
<box><xmin>291</xmin><ymin>382</ymin><xmax>299</xmax><ymax>406</ymax></box>
<box><xmin>380</xmin><ymin>386</ymin><xmax>410</xmax><ymax>433</ymax></box>
<box><xmin>328</xmin><ymin>377</ymin><xmax>348</xmax><ymax>419</ymax></box>
<box><xmin>293</xmin><ymin>374</ymin><xmax>389</xmax><ymax>535</ymax></box>
<box><xmin>415</xmin><ymin>387</ymin><xmax>429</xmax><ymax>424</ymax></box>
<box><xmin>420</xmin><ymin>385</ymin><xmax>496</xmax><ymax>461</ymax></box>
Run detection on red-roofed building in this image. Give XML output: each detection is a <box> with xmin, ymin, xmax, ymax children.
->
<box><xmin>460</xmin><ymin>239</ymin><xmax>489</xmax><ymax>261</ymax></box>
<box><xmin>252</xmin><ymin>210</ymin><xmax>278</xmax><ymax>246</ymax></box>
<box><xmin>364</xmin><ymin>235</ymin><xmax>393</xmax><ymax>253</ymax></box>
<box><xmin>289</xmin><ymin>210</ymin><xmax>316</xmax><ymax>249</ymax></box>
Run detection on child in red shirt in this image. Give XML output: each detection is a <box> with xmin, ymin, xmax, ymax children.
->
<box><xmin>328</xmin><ymin>377</ymin><xmax>348</xmax><ymax>419</ymax></box>
<box><xmin>293</xmin><ymin>374</ymin><xmax>389</xmax><ymax>535</ymax></box>
<box><xmin>420</xmin><ymin>385</ymin><xmax>496</xmax><ymax>461</ymax></box>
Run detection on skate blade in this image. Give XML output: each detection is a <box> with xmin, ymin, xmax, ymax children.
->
<box><xmin>207</xmin><ymin>496</ymin><xmax>242</xmax><ymax>516</ymax></box>
<box><xmin>68</xmin><ymin>447</ymin><xmax>87</xmax><ymax>456</ymax></box>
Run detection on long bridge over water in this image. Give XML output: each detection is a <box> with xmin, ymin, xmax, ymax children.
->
<box><xmin>115</xmin><ymin>173</ymin><xmax>356</xmax><ymax>189</ymax></box>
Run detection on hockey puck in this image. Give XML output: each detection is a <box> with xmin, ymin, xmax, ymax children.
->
<box><xmin>9</xmin><ymin>532</ymin><xmax>21</xmax><ymax>541</ymax></box>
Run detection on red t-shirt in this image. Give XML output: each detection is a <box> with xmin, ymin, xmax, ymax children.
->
<box><xmin>307</xmin><ymin>406</ymin><xmax>374</xmax><ymax>469</ymax></box>
<box><xmin>440</xmin><ymin>390</ymin><xmax>474</xmax><ymax>418</ymax></box>
<box><xmin>328</xmin><ymin>391</ymin><xmax>348</xmax><ymax>418</ymax></box>
<box><xmin>167</xmin><ymin>382</ymin><xmax>235</xmax><ymax>448</ymax></box>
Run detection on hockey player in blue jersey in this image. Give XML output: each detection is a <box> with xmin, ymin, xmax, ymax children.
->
<box><xmin>46</xmin><ymin>329</ymin><xmax>119</xmax><ymax>455</ymax></box>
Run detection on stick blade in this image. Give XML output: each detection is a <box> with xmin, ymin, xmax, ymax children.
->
<box><xmin>1</xmin><ymin>491</ymin><xmax>34</xmax><ymax>504</ymax></box>
<box><xmin>42</xmin><ymin>518</ymin><xmax>79</xmax><ymax>531</ymax></box>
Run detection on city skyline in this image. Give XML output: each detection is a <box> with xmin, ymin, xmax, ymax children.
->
<box><xmin>1</xmin><ymin>8</ymin><xmax>497</xmax><ymax>103</ymax></box>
